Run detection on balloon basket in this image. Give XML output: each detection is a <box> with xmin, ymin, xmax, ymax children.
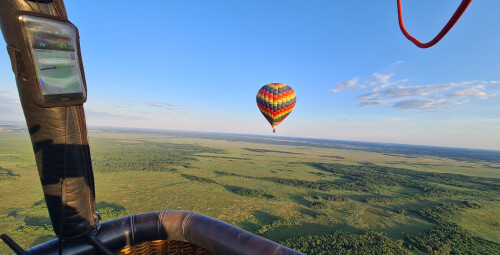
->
<box><xmin>23</xmin><ymin>211</ymin><xmax>301</xmax><ymax>255</ymax></box>
<box><xmin>117</xmin><ymin>240</ymin><xmax>212</xmax><ymax>255</ymax></box>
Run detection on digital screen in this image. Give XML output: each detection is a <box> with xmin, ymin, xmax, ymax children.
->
<box><xmin>20</xmin><ymin>15</ymin><xmax>85</xmax><ymax>99</ymax></box>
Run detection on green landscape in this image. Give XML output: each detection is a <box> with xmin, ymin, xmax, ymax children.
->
<box><xmin>1</xmin><ymin>123</ymin><xmax>499</xmax><ymax>254</ymax></box>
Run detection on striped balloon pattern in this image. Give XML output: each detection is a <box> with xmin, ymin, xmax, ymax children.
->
<box><xmin>256</xmin><ymin>83</ymin><xmax>296</xmax><ymax>129</ymax></box>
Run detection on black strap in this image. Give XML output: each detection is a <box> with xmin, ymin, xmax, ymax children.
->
<box><xmin>1</xmin><ymin>234</ymin><xmax>27</xmax><ymax>255</ymax></box>
<box><xmin>87</xmin><ymin>233</ymin><xmax>114</xmax><ymax>255</ymax></box>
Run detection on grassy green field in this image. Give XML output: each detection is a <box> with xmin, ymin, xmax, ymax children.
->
<box><xmin>1</xmin><ymin>126</ymin><xmax>499</xmax><ymax>254</ymax></box>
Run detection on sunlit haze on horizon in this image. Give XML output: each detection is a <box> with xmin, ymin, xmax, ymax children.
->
<box><xmin>1</xmin><ymin>0</ymin><xmax>499</xmax><ymax>150</ymax></box>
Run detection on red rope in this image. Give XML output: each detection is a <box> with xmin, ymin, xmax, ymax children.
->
<box><xmin>397</xmin><ymin>0</ymin><xmax>472</xmax><ymax>48</ymax></box>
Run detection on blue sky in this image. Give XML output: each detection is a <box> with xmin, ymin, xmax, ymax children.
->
<box><xmin>1</xmin><ymin>0</ymin><xmax>499</xmax><ymax>150</ymax></box>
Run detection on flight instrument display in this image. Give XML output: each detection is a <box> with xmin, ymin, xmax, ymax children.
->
<box><xmin>20</xmin><ymin>15</ymin><xmax>86</xmax><ymax>102</ymax></box>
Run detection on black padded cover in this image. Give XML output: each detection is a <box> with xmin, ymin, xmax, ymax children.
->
<box><xmin>0</xmin><ymin>0</ymin><xmax>97</xmax><ymax>240</ymax></box>
<box><xmin>26</xmin><ymin>211</ymin><xmax>304</xmax><ymax>255</ymax></box>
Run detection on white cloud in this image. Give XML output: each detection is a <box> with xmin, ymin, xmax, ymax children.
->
<box><xmin>357</xmin><ymin>100</ymin><xmax>388</xmax><ymax>106</ymax></box>
<box><xmin>122</xmin><ymin>97</ymin><xmax>181</xmax><ymax>108</ymax></box>
<box><xmin>358</xmin><ymin>83</ymin><xmax>457</xmax><ymax>100</ymax></box>
<box><xmin>367</xmin><ymin>73</ymin><xmax>394</xmax><ymax>87</ymax></box>
<box><xmin>370</xmin><ymin>81</ymin><xmax>498</xmax><ymax>111</ymax></box>
<box><xmin>366</xmin><ymin>73</ymin><xmax>407</xmax><ymax>91</ymax></box>
<box><xmin>383</xmin><ymin>60</ymin><xmax>404</xmax><ymax>72</ymax></box>
<box><xmin>330</xmin><ymin>78</ymin><xmax>364</xmax><ymax>93</ymax></box>
<box><xmin>84</xmin><ymin>96</ymin><xmax>186</xmax><ymax>127</ymax></box>
<box><xmin>331</xmin><ymin>61</ymin><xmax>406</xmax><ymax>93</ymax></box>
<box><xmin>332</xmin><ymin>63</ymin><xmax>499</xmax><ymax>112</ymax></box>
<box><xmin>331</xmin><ymin>72</ymin><xmax>406</xmax><ymax>93</ymax></box>
<box><xmin>85</xmin><ymin>108</ymin><xmax>146</xmax><ymax>119</ymax></box>
<box><xmin>448</xmin><ymin>85</ymin><xmax>489</xmax><ymax>99</ymax></box>
<box><xmin>393</xmin><ymin>98</ymin><xmax>469</xmax><ymax>110</ymax></box>
<box><xmin>144</xmin><ymin>101</ymin><xmax>181</xmax><ymax>108</ymax></box>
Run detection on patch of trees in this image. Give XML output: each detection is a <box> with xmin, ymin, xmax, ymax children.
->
<box><xmin>365</xmin><ymin>197</ymin><xmax>411</xmax><ymax>204</ymax></box>
<box><xmin>462</xmin><ymin>200</ymin><xmax>481</xmax><ymax>209</ymax></box>
<box><xmin>152</xmin><ymin>142</ymin><xmax>226</xmax><ymax>155</ymax></box>
<box><xmin>310</xmin><ymin>201</ymin><xmax>328</xmax><ymax>209</ymax></box>
<box><xmin>242</xmin><ymin>148</ymin><xmax>302</xmax><ymax>154</ymax></box>
<box><xmin>96</xmin><ymin>201</ymin><xmax>127</xmax><ymax>220</ymax></box>
<box><xmin>214</xmin><ymin>170</ymin><xmax>238</xmax><ymax>177</ymax></box>
<box><xmin>404</xmin><ymin>203</ymin><xmax>499</xmax><ymax>254</ymax></box>
<box><xmin>224</xmin><ymin>185</ymin><xmax>274</xmax><ymax>199</ymax></box>
<box><xmin>256</xmin><ymin>218</ymin><xmax>297</xmax><ymax>234</ymax></box>
<box><xmin>397</xmin><ymin>209</ymin><xmax>406</xmax><ymax>215</ymax></box>
<box><xmin>227</xmin><ymin>169</ymin><xmax>370</xmax><ymax>191</ymax></box>
<box><xmin>261</xmin><ymin>177</ymin><xmax>368</xmax><ymax>192</ymax></box>
<box><xmin>0</xmin><ymin>166</ymin><xmax>18</xmax><ymax>181</ymax></box>
<box><xmin>17</xmin><ymin>216</ymin><xmax>53</xmax><ymax>236</ymax></box>
<box><xmin>164</xmin><ymin>168</ymin><xmax>178</xmax><ymax>173</ymax></box>
<box><xmin>180</xmin><ymin>174</ymin><xmax>216</xmax><ymax>184</ymax></box>
<box><xmin>308</xmin><ymin>171</ymin><xmax>326</xmax><ymax>177</ymax></box>
<box><xmin>92</xmin><ymin>141</ymin><xmax>225</xmax><ymax>172</ymax></box>
<box><xmin>326</xmin><ymin>195</ymin><xmax>348</xmax><ymax>202</ymax></box>
<box><xmin>416</xmin><ymin>202</ymin><xmax>482</xmax><ymax>225</ymax></box>
<box><xmin>214</xmin><ymin>170</ymin><xmax>366</xmax><ymax>191</ymax></box>
<box><xmin>196</xmin><ymin>155</ymin><xmax>251</xmax><ymax>160</ymax></box>
<box><xmin>314</xmin><ymin>163</ymin><xmax>499</xmax><ymax>200</ymax></box>
<box><xmin>17</xmin><ymin>223</ymin><xmax>53</xmax><ymax>236</ymax></box>
<box><xmin>310</xmin><ymin>194</ymin><xmax>348</xmax><ymax>202</ymax></box>
<box><xmin>416</xmin><ymin>203</ymin><xmax>461</xmax><ymax>225</ymax></box>
<box><xmin>215</xmin><ymin>162</ymin><xmax>499</xmax><ymax>203</ymax></box>
<box><xmin>405</xmin><ymin>224</ymin><xmax>500</xmax><ymax>254</ymax></box>
<box><xmin>216</xmin><ymin>171</ymin><xmax>354</xmax><ymax>203</ymax></box>
<box><xmin>94</xmin><ymin>160</ymin><xmax>194</xmax><ymax>172</ymax></box>
<box><xmin>1</xmin><ymin>212</ymin><xmax>16</xmax><ymax>222</ymax></box>
<box><xmin>281</xmin><ymin>231</ymin><xmax>409</xmax><ymax>255</ymax></box>
<box><xmin>319</xmin><ymin>155</ymin><xmax>345</xmax><ymax>159</ymax></box>
<box><xmin>30</xmin><ymin>198</ymin><xmax>48</xmax><ymax>212</ymax></box>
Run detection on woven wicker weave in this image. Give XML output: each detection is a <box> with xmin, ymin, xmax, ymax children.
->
<box><xmin>117</xmin><ymin>240</ymin><xmax>213</xmax><ymax>255</ymax></box>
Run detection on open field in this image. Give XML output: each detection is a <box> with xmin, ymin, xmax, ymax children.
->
<box><xmin>1</xmin><ymin>124</ymin><xmax>499</xmax><ymax>254</ymax></box>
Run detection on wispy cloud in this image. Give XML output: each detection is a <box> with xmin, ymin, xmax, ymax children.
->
<box><xmin>143</xmin><ymin>101</ymin><xmax>181</xmax><ymax>108</ymax></box>
<box><xmin>358</xmin><ymin>83</ymin><xmax>457</xmax><ymax>100</ymax></box>
<box><xmin>357</xmin><ymin>100</ymin><xmax>388</xmax><ymax>106</ymax></box>
<box><xmin>331</xmin><ymin>61</ymin><xmax>406</xmax><ymax>93</ymax></box>
<box><xmin>366</xmin><ymin>73</ymin><xmax>407</xmax><ymax>91</ymax></box>
<box><xmin>331</xmin><ymin>72</ymin><xmax>406</xmax><ymax>93</ymax></box>
<box><xmin>85</xmin><ymin>97</ymin><xmax>185</xmax><ymax>124</ymax></box>
<box><xmin>85</xmin><ymin>108</ymin><xmax>146</xmax><ymax>119</ymax></box>
<box><xmin>393</xmin><ymin>98</ymin><xmax>469</xmax><ymax>110</ymax></box>
<box><xmin>383</xmin><ymin>60</ymin><xmax>404</xmax><ymax>72</ymax></box>
<box><xmin>448</xmin><ymin>85</ymin><xmax>489</xmax><ymax>99</ymax></box>
<box><xmin>330</xmin><ymin>78</ymin><xmax>364</xmax><ymax>93</ymax></box>
<box><xmin>122</xmin><ymin>97</ymin><xmax>181</xmax><ymax>108</ymax></box>
<box><xmin>331</xmin><ymin>63</ymin><xmax>500</xmax><ymax>111</ymax></box>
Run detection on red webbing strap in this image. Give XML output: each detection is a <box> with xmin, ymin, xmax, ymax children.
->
<box><xmin>397</xmin><ymin>0</ymin><xmax>472</xmax><ymax>48</ymax></box>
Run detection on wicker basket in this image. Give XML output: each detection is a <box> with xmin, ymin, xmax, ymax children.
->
<box><xmin>117</xmin><ymin>240</ymin><xmax>213</xmax><ymax>255</ymax></box>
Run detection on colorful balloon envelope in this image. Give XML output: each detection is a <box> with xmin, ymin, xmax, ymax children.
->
<box><xmin>256</xmin><ymin>83</ymin><xmax>296</xmax><ymax>132</ymax></box>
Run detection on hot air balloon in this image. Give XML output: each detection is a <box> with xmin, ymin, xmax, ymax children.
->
<box><xmin>256</xmin><ymin>83</ymin><xmax>296</xmax><ymax>133</ymax></box>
